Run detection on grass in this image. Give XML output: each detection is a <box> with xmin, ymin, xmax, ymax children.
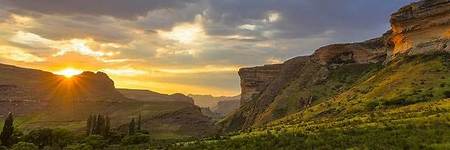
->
<box><xmin>0</xmin><ymin>101</ymin><xmax>209</xmax><ymax>139</ymax></box>
<box><xmin>173</xmin><ymin>53</ymin><xmax>450</xmax><ymax>149</ymax></box>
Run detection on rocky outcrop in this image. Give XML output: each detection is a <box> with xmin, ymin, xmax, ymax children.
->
<box><xmin>67</xmin><ymin>71</ymin><xmax>125</xmax><ymax>101</ymax></box>
<box><xmin>223</xmin><ymin>0</ymin><xmax>450</xmax><ymax>132</ymax></box>
<box><xmin>0</xmin><ymin>63</ymin><xmax>126</xmax><ymax>102</ymax></box>
<box><xmin>389</xmin><ymin>0</ymin><xmax>450</xmax><ymax>59</ymax></box>
<box><xmin>238</xmin><ymin>64</ymin><xmax>283</xmax><ymax>104</ymax></box>
<box><xmin>312</xmin><ymin>36</ymin><xmax>389</xmax><ymax>65</ymax></box>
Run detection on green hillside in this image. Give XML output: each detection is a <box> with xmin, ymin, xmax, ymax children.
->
<box><xmin>174</xmin><ymin>53</ymin><xmax>450</xmax><ymax>149</ymax></box>
<box><xmin>0</xmin><ymin>101</ymin><xmax>217</xmax><ymax>139</ymax></box>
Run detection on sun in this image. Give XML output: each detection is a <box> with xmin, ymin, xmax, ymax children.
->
<box><xmin>55</xmin><ymin>68</ymin><xmax>83</xmax><ymax>78</ymax></box>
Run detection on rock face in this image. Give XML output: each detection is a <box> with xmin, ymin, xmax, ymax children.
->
<box><xmin>238</xmin><ymin>64</ymin><xmax>283</xmax><ymax>104</ymax></box>
<box><xmin>311</xmin><ymin>36</ymin><xmax>389</xmax><ymax>65</ymax></box>
<box><xmin>222</xmin><ymin>0</ymin><xmax>450</xmax><ymax>132</ymax></box>
<box><xmin>65</xmin><ymin>71</ymin><xmax>125</xmax><ymax>102</ymax></box>
<box><xmin>389</xmin><ymin>0</ymin><xmax>450</xmax><ymax>58</ymax></box>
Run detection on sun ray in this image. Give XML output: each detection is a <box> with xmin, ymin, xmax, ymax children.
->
<box><xmin>55</xmin><ymin>68</ymin><xmax>83</xmax><ymax>78</ymax></box>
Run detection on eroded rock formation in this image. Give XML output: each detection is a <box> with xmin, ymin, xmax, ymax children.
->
<box><xmin>238</xmin><ymin>64</ymin><xmax>283</xmax><ymax>104</ymax></box>
<box><xmin>223</xmin><ymin>0</ymin><xmax>450</xmax><ymax>132</ymax></box>
<box><xmin>389</xmin><ymin>0</ymin><xmax>450</xmax><ymax>58</ymax></box>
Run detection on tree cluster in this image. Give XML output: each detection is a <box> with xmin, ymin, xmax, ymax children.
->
<box><xmin>86</xmin><ymin>114</ymin><xmax>110</xmax><ymax>137</ymax></box>
<box><xmin>128</xmin><ymin>113</ymin><xmax>142</xmax><ymax>135</ymax></box>
<box><xmin>0</xmin><ymin>112</ymin><xmax>14</xmax><ymax>146</ymax></box>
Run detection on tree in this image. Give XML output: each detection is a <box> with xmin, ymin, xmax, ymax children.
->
<box><xmin>91</xmin><ymin>115</ymin><xmax>98</xmax><ymax>135</ymax></box>
<box><xmin>1</xmin><ymin>112</ymin><xmax>14</xmax><ymax>146</ymax></box>
<box><xmin>95</xmin><ymin>115</ymin><xmax>105</xmax><ymax>135</ymax></box>
<box><xmin>129</xmin><ymin>118</ymin><xmax>136</xmax><ymax>135</ymax></box>
<box><xmin>86</xmin><ymin>114</ymin><xmax>93</xmax><ymax>135</ymax></box>
<box><xmin>137</xmin><ymin>113</ymin><xmax>142</xmax><ymax>131</ymax></box>
<box><xmin>103</xmin><ymin>116</ymin><xmax>110</xmax><ymax>137</ymax></box>
<box><xmin>86</xmin><ymin>114</ymin><xmax>110</xmax><ymax>137</ymax></box>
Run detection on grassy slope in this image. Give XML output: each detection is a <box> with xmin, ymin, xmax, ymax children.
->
<box><xmin>258</xmin><ymin>63</ymin><xmax>382</xmax><ymax>124</ymax></box>
<box><xmin>0</xmin><ymin>101</ymin><xmax>214</xmax><ymax>139</ymax></box>
<box><xmin>175</xmin><ymin>53</ymin><xmax>450</xmax><ymax>149</ymax></box>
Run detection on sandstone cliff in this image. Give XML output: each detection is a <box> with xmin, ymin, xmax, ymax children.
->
<box><xmin>238</xmin><ymin>64</ymin><xmax>282</xmax><ymax>104</ymax></box>
<box><xmin>389</xmin><ymin>0</ymin><xmax>450</xmax><ymax>58</ymax></box>
<box><xmin>222</xmin><ymin>0</ymin><xmax>450</xmax><ymax>131</ymax></box>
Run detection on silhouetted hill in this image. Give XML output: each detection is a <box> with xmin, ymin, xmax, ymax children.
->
<box><xmin>118</xmin><ymin>89</ymin><xmax>194</xmax><ymax>104</ymax></box>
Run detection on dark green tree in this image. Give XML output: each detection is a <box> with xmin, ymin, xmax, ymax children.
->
<box><xmin>103</xmin><ymin>116</ymin><xmax>110</xmax><ymax>137</ymax></box>
<box><xmin>86</xmin><ymin>114</ymin><xmax>93</xmax><ymax>135</ymax></box>
<box><xmin>91</xmin><ymin>115</ymin><xmax>98</xmax><ymax>135</ymax></box>
<box><xmin>129</xmin><ymin>118</ymin><xmax>136</xmax><ymax>135</ymax></box>
<box><xmin>1</xmin><ymin>112</ymin><xmax>14</xmax><ymax>146</ymax></box>
<box><xmin>137</xmin><ymin>113</ymin><xmax>142</xmax><ymax>131</ymax></box>
<box><xmin>87</xmin><ymin>114</ymin><xmax>111</xmax><ymax>137</ymax></box>
<box><xmin>96</xmin><ymin>115</ymin><xmax>105</xmax><ymax>135</ymax></box>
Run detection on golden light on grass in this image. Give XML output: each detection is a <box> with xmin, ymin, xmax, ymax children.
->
<box><xmin>55</xmin><ymin>68</ymin><xmax>83</xmax><ymax>78</ymax></box>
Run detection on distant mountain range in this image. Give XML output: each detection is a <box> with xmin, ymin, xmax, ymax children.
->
<box><xmin>188</xmin><ymin>94</ymin><xmax>240</xmax><ymax>117</ymax></box>
<box><xmin>118</xmin><ymin>89</ymin><xmax>194</xmax><ymax>104</ymax></box>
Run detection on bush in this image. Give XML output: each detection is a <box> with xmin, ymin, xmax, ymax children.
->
<box><xmin>24</xmin><ymin>128</ymin><xmax>53</xmax><ymax>148</ymax></box>
<box><xmin>63</xmin><ymin>143</ymin><xmax>93</xmax><ymax>150</ymax></box>
<box><xmin>24</xmin><ymin>128</ymin><xmax>75</xmax><ymax>149</ymax></box>
<box><xmin>82</xmin><ymin>135</ymin><xmax>107</xmax><ymax>149</ymax></box>
<box><xmin>444</xmin><ymin>91</ymin><xmax>450</xmax><ymax>98</ymax></box>
<box><xmin>11</xmin><ymin>142</ymin><xmax>38</xmax><ymax>150</ymax></box>
<box><xmin>366</xmin><ymin>100</ymin><xmax>381</xmax><ymax>110</ymax></box>
<box><xmin>121</xmin><ymin>134</ymin><xmax>151</xmax><ymax>145</ymax></box>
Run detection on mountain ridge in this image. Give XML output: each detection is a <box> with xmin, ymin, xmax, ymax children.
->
<box><xmin>221</xmin><ymin>0</ymin><xmax>450</xmax><ymax>132</ymax></box>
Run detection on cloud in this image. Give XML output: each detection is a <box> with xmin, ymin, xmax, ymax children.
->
<box><xmin>205</xmin><ymin>0</ymin><xmax>416</xmax><ymax>41</ymax></box>
<box><xmin>238</xmin><ymin>24</ymin><xmax>257</xmax><ymax>31</ymax></box>
<box><xmin>27</xmin><ymin>15</ymin><xmax>135</xmax><ymax>44</ymax></box>
<box><xmin>9</xmin><ymin>31</ymin><xmax>120</xmax><ymax>60</ymax></box>
<box><xmin>156</xmin><ymin>65</ymin><xmax>239</xmax><ymax>74</ymax></box>
<box><xmin>0</xmin><ymin>0</ymin><xmax>418</xmax><ymax>96</ymax></box>
<box><xmin>101</xmin><ymin>68</ymin><xmax>148</xmax><ymax>77</ymax></box>
<box><xmin>0</xmin><ymin>46</ymin><xmax>45</xmax><ymax>62</ymax></box>
<box><xmin>157</xmin><ymin>15</ymin><xmax>206</xmax><ymax>44</ymax></box>
<box><xmin>2</xmin><ymin>0</ymin><xmax>201</xmax><ymax>19</ymax></box>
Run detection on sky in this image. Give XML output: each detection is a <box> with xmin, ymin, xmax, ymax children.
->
<box><xmin>0</xmin><ymin>0</ymin><xmax>416</xmax><ymax>96</ymax></box>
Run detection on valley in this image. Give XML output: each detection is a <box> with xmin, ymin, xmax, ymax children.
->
<box><xmin>0</xmin><ymin>0</ymin><xmax>449</xmax><ymax>149</ymax></box>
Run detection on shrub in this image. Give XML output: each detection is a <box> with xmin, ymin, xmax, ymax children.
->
<box><xmin>121</xmin><ymin>134</ymin><xmax>151</xmax><ymax>145</ymax></box>
<box><xmin>366</xmin><ymin>100</ymin><xmax>381</xmax><ymax>110</ymax></box>
<box><xmin>24</xmin><ymin>128</ymin><xmax>53</xmax><ymax>149</ymax></box>
<box><xmin>11</xmin><ymin>142</ymin><xmax>38</xmax><ymax>150</ymax></box>
<box><xmin>444</xmin><ymin>91</ymin><xmax>450</xmax><ymax>98</ymax></box>
<box><xmin>82</xmin><ymin>135</ymin><xmax>107</xmax><ymax>149</ymax></box>
<box><xmin>63</xmin><ymin>143</ymin><xmax>93</xmax><ymax>150</ymax></box>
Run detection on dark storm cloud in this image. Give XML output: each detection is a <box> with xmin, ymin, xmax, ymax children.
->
<box><xmin>205</xmin><ymin>0</ymin><xmax>417</xmax><ymax>41</ymax></box>
<box><xmin>2</xmin><ymin>0</ymin><xmax>200</xmax><ymax>19</ymax></box>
